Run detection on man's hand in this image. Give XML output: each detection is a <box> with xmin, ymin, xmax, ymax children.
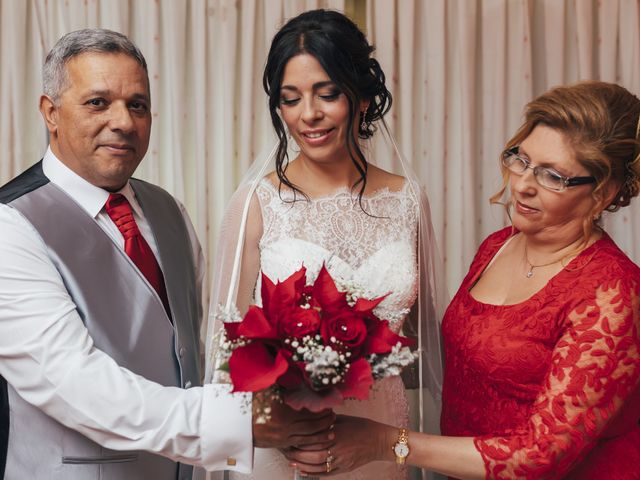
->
<box><xmin>252</xmin><ymin>393</ymin><xmax>336</xmax><ymax>449</ymax></box>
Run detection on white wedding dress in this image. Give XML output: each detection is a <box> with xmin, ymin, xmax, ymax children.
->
<box><xmin>229</xmin><ymin>177</ymin><xmax>419</xmax><ymax>480</ymax></box>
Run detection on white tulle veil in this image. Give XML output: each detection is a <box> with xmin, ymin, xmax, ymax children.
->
<box><xmin>203</xmin><ymin>123</ymin><xmax>448</xmax><ymax>454</ymax></box>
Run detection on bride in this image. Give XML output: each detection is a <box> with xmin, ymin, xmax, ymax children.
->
<box><xmin>205</xmin><ymin>9</ymin><xmax>445</xmax><ymax>480</ymax></box>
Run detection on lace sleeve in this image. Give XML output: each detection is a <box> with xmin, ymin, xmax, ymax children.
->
<box><xmin>474</xmin><ymin>276</ymin><xmax>640</xmax><ymax>479</ymax></box>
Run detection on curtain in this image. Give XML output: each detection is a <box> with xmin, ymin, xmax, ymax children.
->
<box><xmin>367</xmin><ymin>0</ymin><xmax>640</xmax><ymax>292</ymax></box>
<box><xmin>1</xmin><ymin>0</ymin><xmax>638</xmax><ymax>295</ymax></box>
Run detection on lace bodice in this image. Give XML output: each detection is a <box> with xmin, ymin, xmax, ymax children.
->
<box><xmin>255</xmin><ymin>178</ymin><xmax>419</xmax><ymax>330</ymax></box>
<box><xmin>441</xmin><ymin>228</ymin><xmax>640</xmax><ymax>479</ymax></box>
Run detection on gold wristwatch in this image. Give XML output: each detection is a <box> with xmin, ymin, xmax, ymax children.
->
<box><xmin>392</xmin><ymin>427</ymin><xmax>410</xmax><ymax>464</ymax></box>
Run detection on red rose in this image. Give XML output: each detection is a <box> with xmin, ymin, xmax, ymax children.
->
<box><xmin>277</xmin><ymin>306</ymin><xmax>321</xmax><ymax>338</ymax></box>
<box><xmin>321</xmin><ymin>311</ymin><xmax>368</xmax><ymax>354</ymax></box>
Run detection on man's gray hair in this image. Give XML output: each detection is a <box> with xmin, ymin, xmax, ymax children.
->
<box><xmin>43</xmin><ymin>28</ymin><xmax>148</xmax><ymax>102</ymax></box>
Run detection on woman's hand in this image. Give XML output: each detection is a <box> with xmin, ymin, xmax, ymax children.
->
<box><xmin>281</xmin><ymin>414</ymin><xmax>396</xmax><ymax>475</ymax></box>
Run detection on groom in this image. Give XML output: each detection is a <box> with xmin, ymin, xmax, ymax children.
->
<box><xmin>0</xmin><ymin>29</ymin><xmax>332</xmax><ymax>479</ymax></box>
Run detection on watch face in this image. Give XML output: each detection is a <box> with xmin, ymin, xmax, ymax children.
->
<box><xmin>394</xmin><ymin>443</ymin><xmax>409</xmax><ymax>457</ymax></box>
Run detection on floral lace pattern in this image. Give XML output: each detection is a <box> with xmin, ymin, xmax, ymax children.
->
<box><xmin>441</xmin><ymin>228</ymin><xmax>640</xmax><ymax>479</ymax></box>
<box><xmin>227</xmin><ymin>178</ymin><xmax>419</xmax><ymax>480</ymax></box>
<box><xmin>255</xmin><ymin>178</ymin><xmax>419</xmax><ymax>333</ymax></box>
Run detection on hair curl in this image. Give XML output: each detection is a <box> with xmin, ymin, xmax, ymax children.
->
<box><xmin>262</xmin><ymin>9</ymin><xmax>392</xmax><ymax>204</ymax></box>
<box><xmin>491</xmin><ymin>81</ymin><xmax>640</xmax><ymax>241</ymax></box>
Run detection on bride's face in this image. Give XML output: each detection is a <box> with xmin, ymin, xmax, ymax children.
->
<box><xmin>279</xmin><ymin>53</ymin><xmax>355</xmax><ymax>165</ymax></box>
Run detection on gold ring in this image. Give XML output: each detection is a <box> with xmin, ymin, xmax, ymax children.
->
<box><xmin>326</xmin><ymin>449</ymin><xmax>335</xmax><ymax>472</ymax></box>
<box><xmin>325</xmin><ymin>459</ymin><xmax>333</xmax><ymax>473</ymax></box>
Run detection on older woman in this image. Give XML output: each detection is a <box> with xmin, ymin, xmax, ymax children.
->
<box><xmin>286</xmin><ymin>81</ymin><xmax>640</xmax><ymax>479</ymax></box>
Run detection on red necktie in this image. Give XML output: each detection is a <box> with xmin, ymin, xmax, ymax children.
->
<box><xmin>104</xmin><ymin>193</ymin><xmax>171</xmax><ymax>315</ymax></box>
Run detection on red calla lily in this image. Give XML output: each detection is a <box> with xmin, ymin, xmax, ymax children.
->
<box><xmin>229</xmin><ymin>342</ymin><xmax>290</xmax><ymax>392</ymax></box>
<box><xmin>353</xmin><ymin>294</ymin><xmax>387</xmax><ymax>314</ymax></box>
<box><xmin>237</xmin><ymin>305</ymin><xmax>278</xmax><ymax>339</ymax></box>
<box><xmin>312</xmin><ymin>265</ymin><xmax>348</xmax><ymax>312</ymax></box>
<box><xmin>338</xmin><ymin>358</ymin><xmax>373</xmax><ymax>400</ymax></box>
<box><xmin>364</xmin><ymin>320</ymin><xmax>414</xmax><ymax>355</ymax></box>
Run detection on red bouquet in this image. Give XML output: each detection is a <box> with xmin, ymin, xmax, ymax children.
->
<box><xmin>217</xmin><ymin>265</ymin><xmax>416</xmax><ymax>412</ymax></box>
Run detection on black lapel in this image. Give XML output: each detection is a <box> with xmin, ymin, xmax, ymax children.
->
<box><xmin>0</xmin><ymin>161</ymin><xmax>49</xmax><ymax>204</ymax></box>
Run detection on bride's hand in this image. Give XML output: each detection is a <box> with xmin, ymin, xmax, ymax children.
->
<box><xmin>282</xmin><ymin>415</ymin><xmax>396</xmax><ymax>475</ymax></box>
<box><xmin>252</xmin><ymin>395</ymin><xmax>336</xmax><ymax>449</ymax></box>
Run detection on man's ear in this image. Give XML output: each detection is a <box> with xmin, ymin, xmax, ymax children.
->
<box><xmin>39</xmin><ymin>94</ymin><xmax>58</xmax><ymax>136</ymax></box>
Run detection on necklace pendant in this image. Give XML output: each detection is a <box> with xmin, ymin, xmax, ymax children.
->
<box><xmin>526</xmin><ymin>268</ymin><xmax>534</xmax><ymax>278</ymax></box>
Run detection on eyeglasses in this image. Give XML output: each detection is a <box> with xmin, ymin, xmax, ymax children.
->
<box><xmin>501</xmin><ymin>147</ymin><xmax>596</xmax><ymax>192</ymax></box>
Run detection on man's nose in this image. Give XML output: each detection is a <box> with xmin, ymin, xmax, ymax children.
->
<box><xmin>109</xmin><ymin>103</ymin><xmax>135</xmax><ymax>133</ymax></box>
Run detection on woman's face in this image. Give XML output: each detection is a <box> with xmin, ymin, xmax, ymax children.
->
<box><xmin>509</xmin><ymin>125</ymin><xmax>596</xmax><ymax>240</ymax></box>
<box><xmin>278</xmin><ymin>53</ymin><xmax>356</xmax><ymax>165</ymax></box>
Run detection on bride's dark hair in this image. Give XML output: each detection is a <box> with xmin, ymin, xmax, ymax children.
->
<box><xmin>263</xmin><ymin>9</ymin><xmax>392</xmax><ymax>202</ymax></box>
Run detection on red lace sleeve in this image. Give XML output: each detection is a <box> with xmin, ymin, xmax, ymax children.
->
<box><xmin>473</xmin><ymin>274</ymin><xmax>640</xmax><ymax>479</ymax></box>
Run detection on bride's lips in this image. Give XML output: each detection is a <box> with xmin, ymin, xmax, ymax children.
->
<box><xmin>299</xmin><ymin>128</ymin><xmax>335</xmax><ymax>146</ymax></box>
<box><xmin>515</xmin><ymin>200</ymin><xmax>540</xmax><ymax>215</ymax></box>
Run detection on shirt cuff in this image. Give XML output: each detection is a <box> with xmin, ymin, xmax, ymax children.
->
<box><xmin>200</xmin><ymin>384</ymin><xmax>253</xmax><ymax>472</ymax></box>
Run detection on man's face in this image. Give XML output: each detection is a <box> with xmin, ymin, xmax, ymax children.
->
<box><xmin>41</xmin><ymin>52</ymin><xmax>151</xmax><ymax>190</ymax></box>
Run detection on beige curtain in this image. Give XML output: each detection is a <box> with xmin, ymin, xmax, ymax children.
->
<box><xmin>367</xmin><ymin>0</ymin><xmax>640</xmax><ymax>292</ymax></box>
<box><xmin>1</xmin><ymin>0</ymin><xmax>639</xmax><ymax>295</ymax></box>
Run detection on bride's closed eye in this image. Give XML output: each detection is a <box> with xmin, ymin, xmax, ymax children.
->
<box><xmin>280</xmin><ymin>96</ymin><xmax>301</xmax><ymax>106</ymax></box>
<box><xmin>318</xmin><ymin>89</ymin><xmax>341</xmax><ymax>101</ymax></box>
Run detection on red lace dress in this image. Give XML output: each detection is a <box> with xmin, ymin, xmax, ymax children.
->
<box><xmin>441</xmin><ymin>228</ymin><xmax>640</xmax><ymax>479</ymax></box>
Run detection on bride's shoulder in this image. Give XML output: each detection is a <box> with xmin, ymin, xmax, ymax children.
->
<box><xmin>365</xmin><ymin>165</ymin><xmax>407</xmax><ymax>194</ymax></box>
<box><xmin>255</xmin><ymin>172</ymin><xmax>283</xmax><ymax>197</ymax></box>
<box><xmin>263</xmin><ymin>171</ymin><xmax>279</xmax><ymax>187</ymax></box>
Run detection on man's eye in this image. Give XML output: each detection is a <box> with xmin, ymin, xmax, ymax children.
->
<box><xmin>130</xmin><ymin>102</ymin><xmax>149</xmax><ymax>112</ymax></box>
<box><xmin>86</xmin><ymin>98</ymin><xmax>106</xmax><ymax>107</ymax></box>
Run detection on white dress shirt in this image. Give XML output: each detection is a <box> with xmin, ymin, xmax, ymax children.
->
<box><xmin>0</xmin><ymin>148</ymin><xmax>253</xmax><ymax>472</ymax></box>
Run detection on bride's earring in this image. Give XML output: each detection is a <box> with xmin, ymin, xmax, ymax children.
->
<box><xmin>360</xmin><ymin>110</ymin><xmax>367</xmax><ymax>131</ymax></box>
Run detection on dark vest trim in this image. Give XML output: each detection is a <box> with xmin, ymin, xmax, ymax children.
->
<box><xmin>0</xmin><ymin>376</ymin><xmax>7</xmax><ymax>479</ymax></box>
<box><xmin>0</xmin><ymin>161</ymin><xmax>48</xmax><ymax>204</ymax></box>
